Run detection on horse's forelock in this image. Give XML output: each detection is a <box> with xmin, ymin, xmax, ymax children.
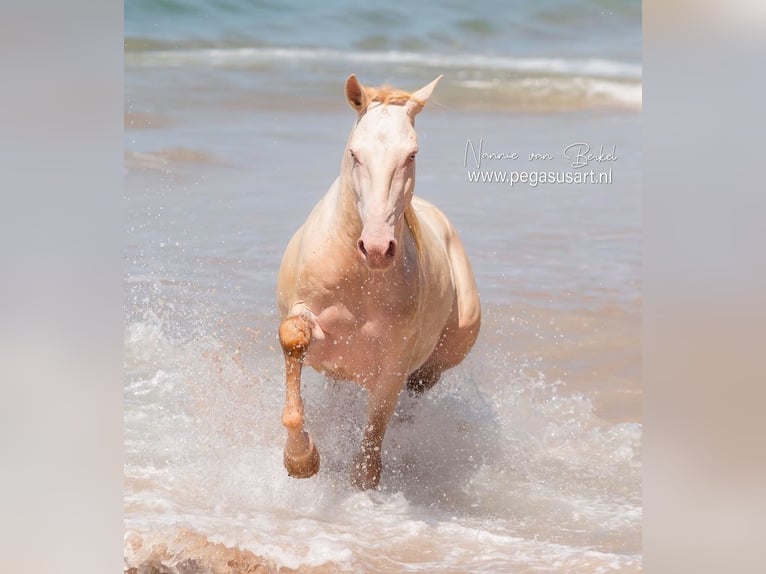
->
<box><xmin>362</xmin><ymin>86</ymin><xmax>424</xmax><ymax>111</ymax></box>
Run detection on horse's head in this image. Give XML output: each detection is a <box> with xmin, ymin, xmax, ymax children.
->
<box><xmin>344</xmin><ymin>74</ymin><xmax>442</xmax><ymax>270</ymax></box>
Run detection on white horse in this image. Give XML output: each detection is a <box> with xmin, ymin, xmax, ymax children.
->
<box><xmin>276</xmin><ymin>74</ymin><xmax>481</xmax><ymax>489</ymax></box>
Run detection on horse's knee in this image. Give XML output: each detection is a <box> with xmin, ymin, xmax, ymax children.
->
<box><xmin>279</xmin><ymin>315</ymin><xmax>312</xmax><ymax>358</ymax></box>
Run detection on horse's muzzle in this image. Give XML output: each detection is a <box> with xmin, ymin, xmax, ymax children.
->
<box><xmin>357</xmin><ymin>236</ymin><xmax>396</xmax><ymax>270</ymax></box>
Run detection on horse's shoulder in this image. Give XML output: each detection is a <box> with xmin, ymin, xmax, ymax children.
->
<box><xmin>411</xmin><ymin>196</ymin><xmax>458</xmax><ymax>244</ymax></box>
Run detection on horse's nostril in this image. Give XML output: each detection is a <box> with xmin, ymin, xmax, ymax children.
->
<box><xmin>358</xmin><ymin>239</ymin><xmax>367</xmax><ymax>256</ymax></box>
<box><xmin>386</xmin><ymin>241</ymin><xmax>396</xmax><ymax>258</ymax></box>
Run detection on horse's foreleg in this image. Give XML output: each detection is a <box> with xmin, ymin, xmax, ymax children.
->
<box><xmin>279</xmin><ymin>314</ymin><xmax>320</xmax><ymax>478</ymax></box>
<box><xmin>351</xmin><ymin>375</ymin><xmax>406</xmax><ymax>489</ymax></box>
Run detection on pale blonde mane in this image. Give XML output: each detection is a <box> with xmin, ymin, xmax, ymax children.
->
<box><xmin>404</xmin><ymin>203</ymin><xmax>422</xmax><ymax>255</ymax></box>
<box><xmin>361</xmin><ymin>85</ymin><xmax>424</xmax><ymax>112</ymax></box>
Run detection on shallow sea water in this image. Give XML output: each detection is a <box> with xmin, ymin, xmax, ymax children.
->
<box><xmin>125</xmin><ymin>1</ymin><xmax>641</xmax><ymax>571</ymax></box>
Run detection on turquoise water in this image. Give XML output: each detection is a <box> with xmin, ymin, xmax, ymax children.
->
<box><xmin>126</xmin><ymin>0</ymin><xmax>640</xmax><ymax>60</ymax></box>
<box><xmin>125</xmin><ymin>0</ymin><xmax>641</xmax><ymax>112</ymax></box>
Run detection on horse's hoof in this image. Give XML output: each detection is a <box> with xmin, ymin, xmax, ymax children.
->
<box><xmin>351</xmin><ymin>451</ymin><xmax>381</xmax><ymax>490</ymax></box>
<box><xmin>284</xmin><ymin>434</ymin><xmax>320</xmax><ymax>479</ymax></box>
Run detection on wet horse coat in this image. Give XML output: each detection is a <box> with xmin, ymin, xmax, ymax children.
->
<box><xmin>276</xmin><ymin>75</ymin><xmax>480</xmax><ymax>489</ymax></box>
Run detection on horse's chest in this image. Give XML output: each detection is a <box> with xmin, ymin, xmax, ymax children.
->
<box><xmin>317</xmin><ymin>298</ymin><xmax>412</xmax><ymax>346</ymax></box>
<box><xmin>306</xmin><ymin>297</ymin><xmax>416</xmax><ymax>381</ymax></box>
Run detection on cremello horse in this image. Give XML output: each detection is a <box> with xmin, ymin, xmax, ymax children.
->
<box><xmin>276</xmin><ymin>74</ymin><xmax>480</xmax><ymax>489</ymax></box>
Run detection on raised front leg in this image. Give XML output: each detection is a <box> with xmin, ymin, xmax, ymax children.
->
<box><xmin>351</xmin><ymin>374</ymin><xmax>407</xmax><ymax>490</ymax></box>
<box><xmin>279</xmin><ymin>314</ymin><xmax>320</xmax><ymax>478</ymax></box>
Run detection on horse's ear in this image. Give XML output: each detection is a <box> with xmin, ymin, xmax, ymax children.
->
<box><xmin>345</xmin><ymin>74</ymin><xmax>368</xmax><ymax>112</ymax></box>
<box><xmin>408</xmin><ymin>74</ymin><xmax>443</xmax><ymax>116</ymax></box>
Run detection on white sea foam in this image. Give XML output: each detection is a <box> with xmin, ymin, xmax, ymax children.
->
<box><xmin>126</xmin><ymin>46</ymin><xmax>642</xmax><ymax>80</ymax></box>
<box><xmin>124</xmin><ymin>316</ymin><xmax>642</xmax><ymax>572</ymax></box>
<box><xmin>125</xmin><ymin>47</ymin><xmax>641</xmax><ymax>111</ymax></box>
<box><xmin>453</xmin><ymin>75</ymin><xmax>642</xmax><ymax>109</ymax></box>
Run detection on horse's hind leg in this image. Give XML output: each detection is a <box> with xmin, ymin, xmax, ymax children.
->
<box><xmin>407</xmin><ymin>312</ymin><xmax>480</xmax><ymax>396</ymax></box>
<box><xmin>407</xmin><ymin>291</ymin><xmax>481</xmax><ymax>397</ymax></box>
<box><xmin>406</xmin><ymin>361</ymin><xmax>442</xmax><ymax>395</ymax></box>
<box><xmin>279</xmin><ymin>314</ymin><xmax>320</xmax><ymax>478</ymax></box>
<box><xmin>406</xmin><ymin>316</ymin><xmax>467</xmax><ymax>395</ymax></box>
<box><xmin>408</xmin><ymin>222</ymin><xmax>481</xmax><ymax>395</ymax></box>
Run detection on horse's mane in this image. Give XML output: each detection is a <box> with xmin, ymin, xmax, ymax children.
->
<box><xmin>362</xmin><ymin>85</ymin><xmax>424</xmax><ymax>111</ymax></box>
<box><xmin>404</xmin><ymin>204</ymin><xmax>422</xmax><ymax>256</ymax></box>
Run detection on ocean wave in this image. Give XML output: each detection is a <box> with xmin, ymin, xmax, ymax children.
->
<box><xmin>124</xmin><ymin>148</ymin><xmax>231</xmax><ymax>172</ymax></box>
<box><xmin>453</xmin><ymin>75</ymin><xmax>643</xmax><ymax>110</ymax></box>
<box><xmin>125</xmin><ymin>0</ymin><xmax>642</xmax><ymax>70</ymax></box>
<box><xmin>125</xmin><ymin>46</ymin><xmax>641</xmax><ymax>111</ymax></box>
<box><xmin>125</xmin><ymin>45</ymin><xmax>641</xmax><ymax>80</ymax></box>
